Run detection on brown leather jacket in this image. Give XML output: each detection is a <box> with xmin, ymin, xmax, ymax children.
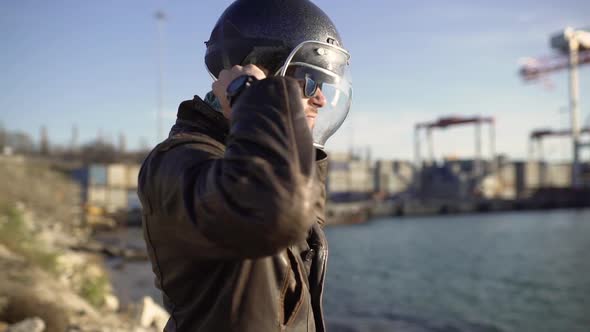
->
<box><xmin>138</xmin><ymin>77</ymin><xmax>329</xmax><ymax>332</ymax></box>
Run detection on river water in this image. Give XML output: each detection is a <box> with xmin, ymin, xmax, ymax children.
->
<box><xmin>101</xmin><ymin>209</ymin><xmax>590</xmax><ymax>332</ymax></box>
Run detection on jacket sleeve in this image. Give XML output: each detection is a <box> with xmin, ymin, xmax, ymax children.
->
<box><xmin>180</xmin><ymin>77</ymin><xmax>317</xmax><ymax>258</ymax></box>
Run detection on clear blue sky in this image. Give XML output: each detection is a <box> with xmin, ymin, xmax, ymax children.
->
<box><xmin>1</xmin><ymin>0</ymin><xmax>589</xmax><ymax>161</ymax></box>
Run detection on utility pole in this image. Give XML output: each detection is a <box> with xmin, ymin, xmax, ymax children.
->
<box><xmin>155</xmin><ymin>10</ymin><xmax>166</xmax><ymax>143</ymax></box>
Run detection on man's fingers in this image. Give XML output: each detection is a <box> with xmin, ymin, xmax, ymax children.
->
<box><xmin>242</xmin><ymin>64</ymin><xmax>266</xmax><ymax>80</ymax></box>
<box><xmin>217</xmin><ymin>68</ymin><xmax>234</xmax><ymax>82</ymax></box>
<box><xmin>221</xmin><ymin>64</ymin><xmax>266</xmax><ymax>83</ymax></box>
<box><xmin>230</xmin><ymin>65</ymin><xmax>244</xmax><ymax>74</ymax></box>
<box><xmin>211</xmin><ymin>64</ymin><xmax>267</xmax><ymax>120</ymax></box>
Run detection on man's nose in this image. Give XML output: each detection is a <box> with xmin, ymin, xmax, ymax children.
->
<box><xmin>309</xmin><ymin>88</ymin><xmax>327</xmax><ymax>108</ymax></box>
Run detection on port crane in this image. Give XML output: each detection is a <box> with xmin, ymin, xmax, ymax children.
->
<box><xmin>520</xmin><ymin>51</ymin><xmax>590</xmax><ymax>81</ymax></box>
<box><xmin>529</xmin><ymin>127</ymin><xmax>590</xmax><ymax>161</ymax></box>
<box><xmin>414</xmin><ymin>116</ymin><xmax>496</xmax><ymax>177</ymax></box>
<box><xmin>519</xmin><ymin>27</ymin><xmax>590</xmax><ymax>187</ymax></box>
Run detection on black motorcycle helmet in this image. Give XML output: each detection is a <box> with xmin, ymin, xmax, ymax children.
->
<box><xmin>205</xmin><ymin>0</ymin><xmax>343</xmax><ymax>78</ymax></box>
<box><xmin>205</xmin><ymin>0</ymin><xmax>353</xmax><ymax>149</ymax></box>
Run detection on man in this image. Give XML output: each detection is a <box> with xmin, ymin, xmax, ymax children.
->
<box><xmin>138</xmin><ymin>0</ymin><xmax>352</xmax><ymax>331</ymax></box>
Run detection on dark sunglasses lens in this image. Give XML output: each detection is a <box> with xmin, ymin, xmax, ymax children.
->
<box><xmin>304</xmin><ymin>76</ymin><xmax>318</xmax><ymax>97</ymax></box>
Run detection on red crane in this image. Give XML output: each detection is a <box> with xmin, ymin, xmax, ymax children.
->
<box><xmin>414</xmin><ymin>116</ymin><xmax>496</xmax><ymax>177</ymax></box>
<box><xmin>520</xmin><ymin>50</ymin><xmax>590</xmax><ymax>81</ymax></box>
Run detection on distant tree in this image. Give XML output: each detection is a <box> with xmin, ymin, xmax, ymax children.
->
<box><xmin>6</xmin><ymin>131</ymin><xmax>35</xmax><ymax>154</ymax></box>
<box><xmin>79</xmin><ymin>140</ymin><xmax>119</xmax><ymax>163</ymax></box>
<box><xmin>127</xmin><ymin>149</ymin><xmax>151</xmax><ymax>164</ymax></box>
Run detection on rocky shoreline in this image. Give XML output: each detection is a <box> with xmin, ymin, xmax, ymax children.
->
<box><xmin>0</xmin><ymin>156</ymin><xmax>166</xmax><ymax>332</ymax></box>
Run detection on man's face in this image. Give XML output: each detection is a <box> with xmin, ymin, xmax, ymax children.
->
<box><xmin>300</xmin><ymin>85</ymin><xmax>327</xmax><ymax>129</ymax></box>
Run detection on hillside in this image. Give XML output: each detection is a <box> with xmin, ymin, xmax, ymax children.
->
<box><xmin>0</xmin><ymin>155</ymin><xmax>158</xmax><ymax>332</ymax></box>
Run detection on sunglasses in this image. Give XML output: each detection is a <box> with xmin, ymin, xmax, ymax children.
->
<box><xmin>301</xmin><ymin>75</ymin><xmax>323</xmax><ymax>98</ymax></box>
<box><xmin>284</xmin><ymin>70</ymin><xmax>321</xmax><ymax>98</ymax></box>
<box><xmin>281</xmin><ymin>65</ymin><xmax>327</xmax><ymax>98</ymax></box>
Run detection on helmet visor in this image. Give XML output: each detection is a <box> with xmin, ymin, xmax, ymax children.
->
<box><xmin>279</xmin><ymin>41</ymin><xmax>352</xmax><ymax>149</ymax></box>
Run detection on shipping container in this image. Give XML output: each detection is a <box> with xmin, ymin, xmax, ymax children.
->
<box><xmin>127</xmin><ymin>190</ymin><xmax>142</xmax><ymax>210</ymax></box>
<box><xmin>349</xmin><ymin>160</ymin><xmax>373</xmax><ymax>192</ymax></box>
<box><xmin>87</xmin><ymin>186</ymin><xmax>107</xmax><ymax>205</ymax></box>
<box><xmin>327</xmin><ymin>151</ymin><xmax>376</xmax><ymax>192</ymax></box>
<box><xmin>329</xmin><ymin>192</ymin><xmax>371</xmax><ymax>202</ymax></box>
<box><xmin>89</xmin><ymin>165</ymin><xmax>107</xmax><ymax>186</ymax></box>
<box><xmin>544</xmin><ymin>163</ymin><xmax>571</xmax><ymax>188</ymax></box>
<box><xmin>374</xmin><ymin>160</ymin><xmax>415</xmax><ymax>195</ymax></box>
<box><xmin>327</xmin><ymin>171</ymin><xmax>350</xmax><ymax>193</ymax></box>
<box><xmin>526</xmin><ymin>161</ymin><xmax>541</xmax><ymax>189</ymax></box>
<box><xmin>581</xmin><ymin>163</ymin><xmax>590</xmax><ymax>185</ymax></box>
<box><xmin>71</xmin><ymin>168</ymin><xmax>89</xmax><ymax>187</ymax></box>
<box><xmin>329</xmin><ymin>161</ymin><xmax>350</xmax><ymax>171</ymax></box>
<box><xmin>106</xmin><ymin>188</ymin><xmax>128</xmax><ymax>213</ymax></box>
<box><xmin>376</xmin><ymin>161</ymin><xmax>393</xmax><ymax>171</ymax></box>
<box><xmin>498</xmin><ymin>163</ymin><xmax>516</xmax><ymax>187</ymax></box>
<box><xmin>514</xmin><ymin>161</ymin><xmax>543</xmax><ymax>198</ymax></box>
<box><xmin>493</xmin><ymin>163</ymin><xmax>517</xmax><ymax>199</ymax></box>
<box><xmin>329</xmin><ymin>151</ymin><xmax>351</xmax><ymax>162</ymax></box>
<box><xmin>374</xmin><ymin>160</ymin><xmax>393</xmax><ymax>192</ymax></box>
<box><xmin>127</xmin><ymin>165</ymin><xmax>141</xmax><ymax>189</ymax></box>
<box><xmin>393</xmin><ymin>161</ymin><xmax>415</xmax><ymax>183</ymax></box>
<box><xmin>107</xmin><ymin>164</ymin><xmax>127</xmax><ymax>188</ymax></box>
<box><xmin>418</xmin><ymin>164</ymin><xmax>466</xmax><ymax>199</ymax></box>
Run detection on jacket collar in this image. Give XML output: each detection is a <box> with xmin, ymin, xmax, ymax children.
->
<box><xmin>174</xmin><ymin>95</ymin><xmax>229</xmax><ymax>144</ymax></box>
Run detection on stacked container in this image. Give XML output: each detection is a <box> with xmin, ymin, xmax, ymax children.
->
<box><xmin>374</xmin><ymin>160</ymin><xmax>414</xmax><ymax>196</ymax></box>
<box><xmin>126</xmin><ymin>165</ymin><xmax>142</xmax><ymax>211</ymax></box>
<box><xmin>327</xmin><ymin>152</ymin><xmax>374</xmax><ymax>202</ymax></box>
<box><xmin>75</xmin><ymin>163</ymin><xmax>142</xmax><ymax>214</ymax></box>
<box><xmin>543</xmin><ymin>163</ymin><xmax>571</xmax><ymax>188</ymax></box>
<box><xmin>106</xmin><ymin>164</ymin><xmax>128</xmax><ymax>213</ymax></box>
